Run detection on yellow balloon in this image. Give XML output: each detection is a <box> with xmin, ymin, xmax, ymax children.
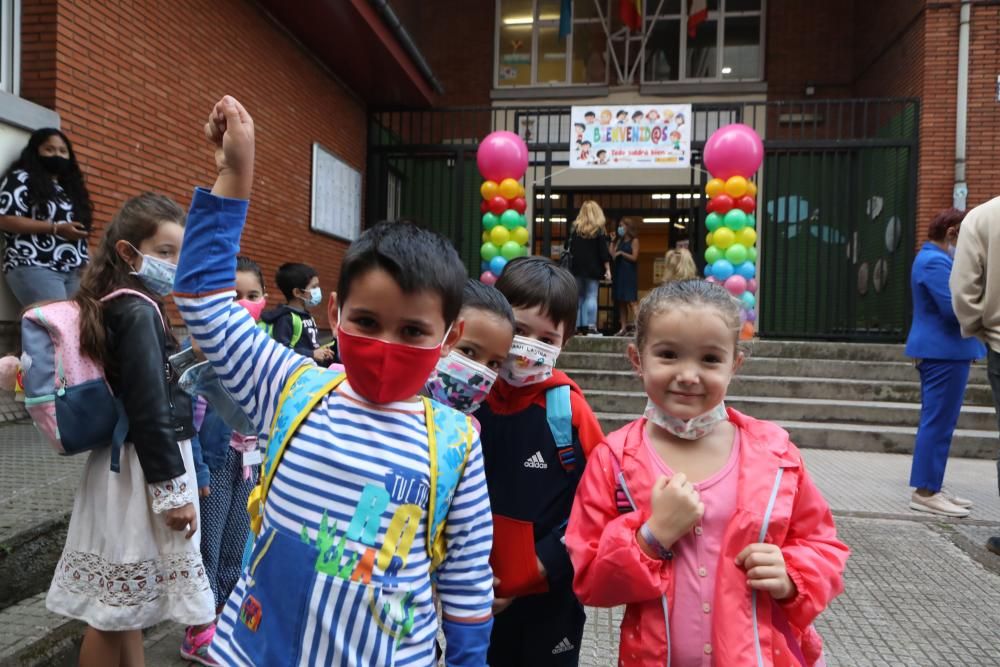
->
<box><xmin>746</xmin><ymin>180</ymin><xmax>758</xmax><ymax>198</ymax></box>
<box><xmin>706</xmin><ymin>178</ymin><xmax>725</xmax><ymax>198</ymax></box>
<box><xmin>481</xmin><ymin>180</ymin><xmax>499</xmax><ymax>201</ymax></box>
<box><xmin>516</xmin><ymin>183</ymin><xmax>526</xmax><ymax>198</ymax></box>
<box><xmin>499</xmin><ymin>178</ymin><xmax>520</xmax><ymax>200</ymax></box>
<box><xmin>512</xmin><ymin>225</ymin><xmax>529</xmax><ymax>245</ymax></box>
<box><xmin>713</xmin><ymin>227</ymin><xmax>736</xmax><ymax>249</ymax></box>
<box><xmin>482</xmin><ymin>231</ymin><xmax>490</xmax><ymax>243</ymax></box>
<box><xmin>738</xmin><ymin>227</ymin><xmax>757</xmax><ymax>247</ymax></box>
<box><xmin>490</xmin><ymin>225</ymin><xmax>511</xmax><ymax>246</ymax></box>
<box><xmin>706</xmin><ymin>231</ymin><xmax>714</xmax><ymax>247</ymax></box>
<box><xmin>725</xmin><ymin>176</ymin><xmax>748</xmax><ymax>198</ymax></box>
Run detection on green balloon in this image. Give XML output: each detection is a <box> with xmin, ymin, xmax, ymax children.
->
<box><xmin>747</xmin><ymin>246</ymin><xmax>758</xmax><ymax>262</ymax></box>
<box><xmin>705</xmin><ymin>246</ymin><xmax>722</xmax><ymax>264</ymax></box>
<box><xmin>725</xmin><ymin>243</ymin><xmax>748</xmax><ymax>265</ymax></box>
<box><xmin>482</xmin><ymin>212</ymin><xmax>500</xmax><ymax>230</ymax></box>
<box><xmin>746</xmin><ymin>214</ymin><xmax>756</xmax><ymax>229</ymax></box>
<box><xmin>724</xmin><ymin>209</ymin><xmax>748</xmax><ymax>231</ymax></box>
<box><xmin>501</xmin><ymin>241</ymin><xmax>522</xmax><ymax>260</ymax></box>
<box><xmin>705</xmin><ymin>212</ymin><xmax>723</xmax><ymax>232</ymax></box>
<box><xmin>501</xmin><ymin>209</ymin><xmax>522</xmax><ymax>230</ymax></box>
<box><xmin>520</xmin><ymin>244</ymin><xmax>530</xmax><ymax>257</ymax></box>
<box><xmin>480</xmin><ymin>242</ymin><xmax>499</xmax><ymax>261</ymax></box>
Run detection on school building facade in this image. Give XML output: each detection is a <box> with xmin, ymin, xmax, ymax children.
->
<box><xmin>0</xmin><ymin>0</ymin><xmax>992</xmax><ymax>344</ymax></box>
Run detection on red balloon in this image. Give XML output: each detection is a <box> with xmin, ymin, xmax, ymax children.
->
<box><xmin>480</xmin><ymin>200</ymin><xmax>489</xmax><ymax>214</ymax></box>
<box><xmin>737</xmin><ymin>195</ymin><xmax>756</xmax><ymax>213</ymax></box>
<box><xmin>511</xmin><ymin>197</ymin><xmax>527</xmax><ymax>214</ymax></box>
<box><xmin>713</xmin><ymin>194</ymin><xmax>735</xmax><ymax>214</ymax></box>
<box><xmin>488</xmin><ymin>196</ymin><xmax>508</xmax><ymax>216</ymax></box>
<box><xmin>705</xmin><ymin>198</ymin><xmax>717</xmax><ymax>213</ymax></box>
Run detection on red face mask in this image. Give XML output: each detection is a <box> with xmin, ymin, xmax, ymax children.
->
<box><xmin>238</xmin><ymin>298</ymin><xmax>266</xmax><ymax>322</ymax></box>
<box><xmin>337</xmin><ymin>324</ymin><xmax>448</xmax><ymax>404</ymax></box>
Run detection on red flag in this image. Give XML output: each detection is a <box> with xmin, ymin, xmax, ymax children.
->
<box><xmin>620</xmin><ymin>0</ymin><xmax>642</xmax><ymax>31</ymax></box>
<box><xmin>688</xmin><ymin>0</ymin><xmax>707</xmax><ymax>38</ymax></box>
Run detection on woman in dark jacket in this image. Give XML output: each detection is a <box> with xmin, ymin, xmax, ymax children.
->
<box><xmin>905</xmin><ymin>208</ymin><xmax>986</xmax><ymax>518</ymax></box>
<box><xmin>567</xmin><ymin>200</ymin><xmax>611</xmax><ymax>336</ymax></box>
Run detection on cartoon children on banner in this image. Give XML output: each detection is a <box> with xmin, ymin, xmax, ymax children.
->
<box><xmin>571</xmin><ymin>105</ymin><xmax>692</xmax><ymax>168</ymax></box>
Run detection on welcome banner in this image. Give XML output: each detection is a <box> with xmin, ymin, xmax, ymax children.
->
<box><xmin>570</xmin><ymin>104</ymin><xmax>692</xmax><ymax>169</ymax></box>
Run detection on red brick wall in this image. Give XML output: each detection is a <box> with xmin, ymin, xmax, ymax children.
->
<box><xmin>20</xmin><ymin>0</ymin><xmax>366</xmax><ymax>328</ymax></box>
<box><xmin>19</xmin><ymin>0</ymin><xmax>57</xmax><ymax>109</ymax></box>
<box><xmin>852</xmin><ymin>0</ymin><xmax>925</xmax><ymax>98</ymax></box>
<box><xmin>961</xmin><ymin>4</ymin><xmax>1000</xmax><ymax>216</ymax></box>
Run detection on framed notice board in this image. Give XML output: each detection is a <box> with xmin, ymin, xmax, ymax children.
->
<box><xmin>310</xmin><ymin>142</ymin><xmax>362</xmax><ymax>242</ymax></box>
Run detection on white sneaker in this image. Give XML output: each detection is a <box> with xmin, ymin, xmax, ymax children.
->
<box><xmin>909</xmin><ymin>491</ymin><xmax>970</xmax><ymax>518</ymax></box>
<box><xmin>941</xmin><ymin>487</ymin><xmax>974</xmax><ymax>508</ymax></box>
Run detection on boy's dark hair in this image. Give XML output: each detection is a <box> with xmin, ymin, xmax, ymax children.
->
<box><xmin>462</xmin><ymin>278</ymin><xmax>515</xmax><ymax>328</ymax></box>
<box><xmin>574</xmin><ymin>123</ymin><xmax>585</xmax><ymax>131</ymax></box>
<box><xmin>597</xmin><ymin>149</ymin><xmax>607</xmax><ymax>157</ymax></box>
<box><xmin>584</xmin><ymin>111</ymin><xmax>595</xmax><ymax>118</ymax></box>
<box><xmin>236</xmin><ymin>256</ymin><xmax>265</xmax><ymax>292</ymax></box>
<box><xmin>276</xmin><ymin>263</ymin><xmax>317</xmax><ymax>301</ymax></box>
<box><xmin>337</xmin><ymin>221</ymin><xmax>466</xmax><ymax>325</ymax></box>
<box><xmin>495</xmin><ymin>256</ymin><xmax>578</xmax><ymax>341</ymax></box>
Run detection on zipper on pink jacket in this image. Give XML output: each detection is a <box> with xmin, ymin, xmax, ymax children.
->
<box><xmin>616</xmin><ymin>468</ymin><xmax>672</xmax><ymax>667</ymax></box>
<box><xmin>752</xmin><ymin>467</ymin><xmax>785</xmax><ymax>667</ymax></box>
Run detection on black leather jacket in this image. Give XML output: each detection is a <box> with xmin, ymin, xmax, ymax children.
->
<box><xmin>104</xmin><ymin>294</ymin><xmax>195</xmax><ymax>484</ymax></box>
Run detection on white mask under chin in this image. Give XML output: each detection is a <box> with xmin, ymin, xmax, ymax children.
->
<box><xmin>644</xmin><ymin>400</ymin><xmax>728</xmax><ymax>440</ymax></box>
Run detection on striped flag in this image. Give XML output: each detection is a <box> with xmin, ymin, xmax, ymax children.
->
<box><xmin>620</xmin><ymin>0</ymin><xmax>642</xmax><ymax>31</ymax></box>
<box><xmin>688</xmin><ymin>0</ymin><xmax>708</xmax><ymax>37</ymax></box>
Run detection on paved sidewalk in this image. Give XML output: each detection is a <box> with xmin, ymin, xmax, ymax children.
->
<box><xmin>141</xmin><ymin>448</ymin><xmax>1000</xmax><ymax>667</ymax></box>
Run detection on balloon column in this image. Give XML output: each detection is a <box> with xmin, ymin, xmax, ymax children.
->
<box><xmin>477</xmin><ymin>131</ymin><xmax>530</xmax><ymax>285</ymax></box>
<box><xmin>701</xmin><ymin>124</ymin><xmax>764</xmax><ymax>340</ymax></box>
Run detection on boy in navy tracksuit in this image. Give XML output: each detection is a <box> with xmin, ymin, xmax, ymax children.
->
<box><xmin>475</xmin><ymin>257</ymin><xmax>605</xmax><ymax>666</ymax></box>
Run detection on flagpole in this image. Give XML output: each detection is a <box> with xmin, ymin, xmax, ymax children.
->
<box><xmin>628</xmin><ymin>0</ymin><xmax>667</xmax><ymax>82</ymax></box>
<box><xmin>593</xmin><ymin>0</ymin><xmax>625</xmax><ymax>84</ymax></box>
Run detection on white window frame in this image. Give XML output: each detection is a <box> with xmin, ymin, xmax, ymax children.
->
<box><xmin>0</xmin><ymin>0</ymin><xmax>20</xmax><ymax>95</ymax></box>
<box><xmin>493</xmin><ymin>0</ymin><xmax>763</xmax><ymax>88</ymax></box>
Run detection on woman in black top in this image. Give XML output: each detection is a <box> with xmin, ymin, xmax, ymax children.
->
<box><xmin>567</xmin><ymin>200</ymin><xmax>611</xmax><ymax>335</ymax></box>
<box><xmin>611</xmin><ymin>217</ymin><xmax>640</xmax><ymax>335</ymax></box>
<box><xmin>0</xmin><ymin>128</ymin><xmax>92</xmax><ymax>306</ymax></box>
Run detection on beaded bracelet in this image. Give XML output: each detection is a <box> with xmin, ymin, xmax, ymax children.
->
<box><xmin>639</xmin><ymin>522</ymin><xmax>674</xmax><ymax>561</ymax></box>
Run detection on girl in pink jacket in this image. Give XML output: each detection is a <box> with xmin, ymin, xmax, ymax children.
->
<box><xmin>566</xmin><ymin>280</ymin><xmax>848</xmax><ymax>666</ymax></box>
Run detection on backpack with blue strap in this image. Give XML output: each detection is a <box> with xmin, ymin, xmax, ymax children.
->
<box><xmin>545</xmin><ymin>384</ymin><xmax>580</xmax><ymax>475</ymax></box>
<box><xmin>243</xmin><ymin>363</ymin><xmax>475</xmax><ymax>572</ymax></box>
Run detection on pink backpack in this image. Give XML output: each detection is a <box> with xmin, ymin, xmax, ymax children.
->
<box><xmin>20</xmin><ymin>289</ymin><xmax>164</xmax><ymax>471</ymax></box>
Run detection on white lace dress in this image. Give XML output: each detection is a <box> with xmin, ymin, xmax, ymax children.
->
<box><xmin>46</xmin><ymin>439</ymin><xmax>216</xmax><ymax>631</ymax></box>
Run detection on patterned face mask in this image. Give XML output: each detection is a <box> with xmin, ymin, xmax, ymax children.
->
<box><xmin>501</xmin><ymin>335</ymin><xmax>561</xmax><ymax>387</ymax></box>
<box><xmin>128</xmin><ymin>244</ymin><xmax>176</xmax><ymax>297</ymax></box>
<box><xmin>644</xmin><ymin>400</ymin><xmax>728</xmax><ymax>440</ymax></box>
<box><xmin>425</xmin><ymin>351</ymin><xmax>498</xmax><ymax>414</ymax></box>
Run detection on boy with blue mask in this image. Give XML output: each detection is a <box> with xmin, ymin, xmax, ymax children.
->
<box><xmin>260</xmin><ymin>262</ymin><xmax>336</xmax><ymax>365</ymax></box>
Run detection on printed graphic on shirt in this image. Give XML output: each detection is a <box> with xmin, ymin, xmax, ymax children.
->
<box><xmin>524</xmin><ymin>451</ymin><xmax>549</xmax><ymax>469</ymax></box>
<box><xmin>0</xmin><ymin>169</ymin><xmax>88</xmax><ymax>272</ymax></box>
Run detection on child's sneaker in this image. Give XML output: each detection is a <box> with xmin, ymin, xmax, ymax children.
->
<box><xmin>180</xmin><ymin>623</ymin><xmax>219</xmax><ymax>666</ymax></box>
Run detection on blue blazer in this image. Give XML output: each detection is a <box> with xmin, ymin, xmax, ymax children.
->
<box><xmin>905</xmin><ymin>243</ymin><xmax>986</xmax><ymax>361</ymax></box>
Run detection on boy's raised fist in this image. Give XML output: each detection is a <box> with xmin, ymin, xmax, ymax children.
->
<box><xmin>206</xmin><ymin>95</ymin><xmax>254</xmax><ymax>200</ymax></box>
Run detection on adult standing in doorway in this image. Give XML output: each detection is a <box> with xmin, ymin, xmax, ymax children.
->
<box><xmin>952</xmin><ymin>196</ymin><xmax>1000</xmax><ymax>552</ymax></box>
<box><xmin>0</xmin><ymin>128</ymin><xmax>92</xmax><ymax>306</ymax></box>
<box><xmin>906</xmin><ymin>209</ymin><xmax>984</xmax><ymax>518</ymax></box>
<box><xmin>568</xmin><ymin>200</ymin><xmax>611</xmax><ymax>336</ymax></box>
<box><xmin>611</xmin><ymin>217</ymin><xmax>639</xmax><ymax>336</ymax></box>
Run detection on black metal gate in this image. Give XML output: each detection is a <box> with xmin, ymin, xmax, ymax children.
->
<box><xmin>368</xmin><ymin>98</ymin><xmax>919</xmax><ymax>342</ymax></box>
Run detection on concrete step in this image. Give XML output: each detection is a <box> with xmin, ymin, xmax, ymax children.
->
<box><xmin>594</xmin><ymin>413</ymin><xmax>999</xmax><ymax>459</ymax></box>
<box><xmin>568</xmin><ymin>370</ymin><xmax>996</xmax><ymax>406</ymax></box>
<box><xmin>565</xmin><ymin>336</ymin><xmax>912</xmax><ymax>362</ymax></box>
<box><xmin>584</xmin><ymin>391</ymin><xmax>998</xmax><ymax>432</ymax></box>
<box><xmin>0</xmin><ymin>592</ymin><xmax>83</xmax><ymax>667</ymax></box>
<box><xmin>560</xmin><ymin>353</ymin><xmax>989</xmax><ymax>384</ymax></box>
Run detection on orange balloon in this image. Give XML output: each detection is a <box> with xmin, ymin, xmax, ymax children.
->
<box><xmin>740</xmin><ymin>321</ymin><xmax>755</xmax><ymax>340</ymax></box>
<box><xmin>516</xmin><ymin>183</ymin><xmax>526</xmax><ymax>198</ymax></box>
<box><xmin>724</xmin><ymin>176</ymin><xmax>748</xmax><ymax>198</ymax></box>
<box><xmin>498</xmin><ymin>178</ymin><xmax>520</xmax><ymax>200</ymax></box>
<box><xmin>481</xmin><ymin>180</ymin><xmax>499</xmax><ymax>201</ymax></box>
<box><xmin>746</xmin><ymin>180</ymin><xmax>758</xmax><ymax>198</ymax></box>
<box><xmin>706</xmin><ymin>178</ymin><xmax>726</xmax><ymax>198</ymax></box>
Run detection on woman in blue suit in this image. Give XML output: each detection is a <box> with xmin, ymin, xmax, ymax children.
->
<box><xmin>906</xmin><ymin>208</ymin><xmax>986</xmax><ymax>517</ymax></box>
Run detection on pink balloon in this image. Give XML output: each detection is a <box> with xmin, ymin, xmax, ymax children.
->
<box><xmin>724</xmin><ymin>275</ymin><xmax>747</xmax><ymax>296</ymax></box>
<box><xmin>480</xmin><ymin>270</ymin><xmax>498</xmax><ymax>286</ymax></box>
<box><xmin>477</xmin><ymin>131</ymin><xmax>529</xmax><ymax>182</ymax></box>
<box><xmin>747</xmin><ymin>278</ymin><xmax>758</xmax><ymax>293</ymax></box>
<box><xmin>706</xmin><ymin>276</ymin><xmax>718</xmax><ymax>284</ymax></box>
<box><xmin>703</xmin><ymin>124</ymin><xmax>764</xmax><ymax>180</ymax></box>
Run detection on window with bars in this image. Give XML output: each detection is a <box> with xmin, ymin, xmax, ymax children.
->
<box><xmin>494</xmin><ymin>0</ymin><xmax>762</xmax><ymax>88</ymax></box>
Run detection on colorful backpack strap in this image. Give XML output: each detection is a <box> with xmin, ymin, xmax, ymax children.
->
<box><xmin>545</xmin><ymin>385</ymin><xmax>576</xmax><ymax>473</ymax></box>
<box><xmin>606</xmin><ymin>420</ymin><xmax>642</xmax><ymax>514</ymax></box>
<box><xmin>425</xmin><ymin>398</ymin><xmax>475</xmax><ymax>572</ymax></box>
<box><xmin>246</xmin><ymin>364</ymin><xmax>346</xmax><ymax>535</ymax></box>
<box><xmin>289</xmin><ymin>312</ymin><xmax>303</xmax><ymax>349</ymax></box>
